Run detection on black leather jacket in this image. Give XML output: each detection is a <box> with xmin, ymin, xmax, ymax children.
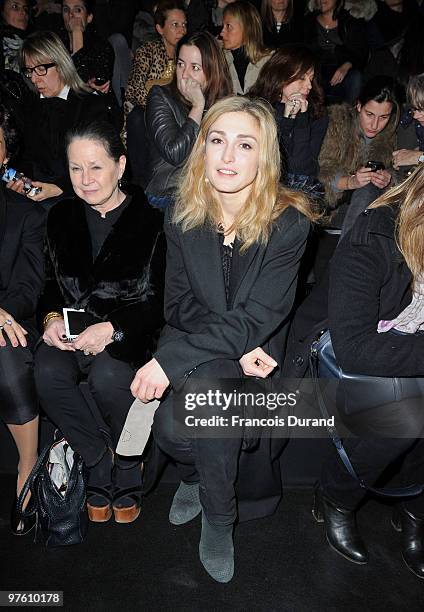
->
<box><xmin>145</xmin><ymin>85</ymin><xmax>200</xmax><ymax>198</ymax></box>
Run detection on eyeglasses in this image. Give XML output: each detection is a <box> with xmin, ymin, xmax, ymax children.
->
<box><xmin>6</xmin><ymin>2</ymin><xmax>29</xmax><ymax>13</ymax></box>
<box><xmin>22</xmin><ymin>63</ymin><xmax>56</xmax><ymax>78</ymax></box>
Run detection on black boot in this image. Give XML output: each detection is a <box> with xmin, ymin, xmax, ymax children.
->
<box><xmin>397</xmin><ymin>506</ymin><xmax>424</xmax><ymax>579</ymax></box>
<box><xmin>313</xmin><ymin>485</ymin><xmax>369</xmax><ymax>564</ymax></box>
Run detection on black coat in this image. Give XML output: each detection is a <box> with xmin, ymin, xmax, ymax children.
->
<box><xmin>0</xmin><ymin>185</ymin><xmax>45</xmax><ymax>343</ymax></box>
<box><xmin>145</xmin><ymin>85</ymin><xmax>199</xmax><ymax>198</ymax></box>
<box><xmin>155</xmin><ymin>205</ymin><xmax>310</xmax><ymax>390</ymax></box>
<box><xmin>303</xmin><ymin>9</ymin><xmax>369</xmax><ymax>69</ymax></box>
<box><xmin>18</xmin><ymin>89</ymin><xmax>123</xmax><ymax>196</ymax></box>
<box><xmin>275</xmin><ymin>105</ymin><xmax>328</xmax><ymax>178</ymax></box>
<box><xmin>329</xmin><ymin>206</ymin><xmax>424</xmax><ymax>377</ymax></box>
<box><xmin>42</xmin><ymin>186</ymin><xmax>166</xmax><ymax>365</ymax></box>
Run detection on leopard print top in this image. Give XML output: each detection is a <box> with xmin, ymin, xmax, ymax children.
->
<box><xmin>125</xmin><ymin>38</ymin><xmax>168</xmax><ymax>114</ymax></box>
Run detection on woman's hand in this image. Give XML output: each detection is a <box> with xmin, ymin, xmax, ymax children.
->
<box><xmin>72</xmin><ymin>322</ymin><xmax>114</xmax><ymax>355</ymax></box>
<box><xmin>43</xmin><ymin>318</ymin><xmax>75</xmax><ymax>351</ymax></box>
<box><xmin>330</xmin><ymin>62</ymin><xmax>352</xmax><ymax>86</ymax></box>
<box><xmin>350</xmin><ymin>167</ymin><xmax>373</xmax><ymax>188</ymax></box>
<box><xmin>392</xmin><ymin>149</ymin><xmax>422</xmax><ymax>169</ymax></box>
<box><xmin>88</xmin><ymin>78</ymin><xmax>111</xmax><ymax>94</ymax></box>
<box><xmin>370</xmin><ymin>169</ymin><xmax>391</xmax><ymax>190</ymax></box>
<box><xmin>0</xmin><ymin>308</ymin><xmax>27</xmax><ymax>348</ymax></box>
<box><xmin>239</xmin><ymin>347</ymin><xmax>277</xmax><ymax>378</ymax></box>
<box><xmin>179</xmin><ymin>78</ymin><xmax>205</xmax><ymax>110</ymax></box>
<box><xmin>130</xmin><ymin>358</ymin><xmax>170</xmax><ymax>403</ymax></box>
<box><xmin>27</xmin><ymin>182</ymin><xmax>63</xmax><ymax>202</ymax></box>
<box><xmin>282</xmin><ymin>93</ymin><xmax>308</xmax><ymax>118</ymax></box>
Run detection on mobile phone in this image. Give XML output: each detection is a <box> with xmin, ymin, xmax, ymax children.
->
<box><xmin>63</xmin><ymin>308</ymin><xmax>88</xmax><ymax>340</ymax></box>
<box><xmin>366</xmin><ymin>160</ymin><xmax>385</xmax><ymax>172</ymax></box>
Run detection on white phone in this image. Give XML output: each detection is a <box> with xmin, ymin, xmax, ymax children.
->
<box><xmin>63</xmin><ymin>308</ymin><xmax>86</xmax><ymax>340</ymax></box>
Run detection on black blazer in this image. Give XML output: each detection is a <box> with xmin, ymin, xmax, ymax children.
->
<box><xmin>42</xmin><ymin>186</ymin><xmax>166</xmax><ymax>365</ymax></box>
<box><xmin>0</xmin><ymin>185</ymin><xmax>45</xmax><ymax>342</ymax></box>
<box><xmin>155</xmin><ymin>205</ymin><xmax>310</xmax><ymax>389</ymax></box>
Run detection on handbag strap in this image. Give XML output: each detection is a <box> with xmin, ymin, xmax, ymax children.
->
<box><xmin>16</xmin><ymin>442</ymin><xmax>53</xmax><ymax>518</ymax></box>
<box><xmin>309</xmin><ymin>343</ymin><xmax>424</xmax><ymax>499</ymax></box>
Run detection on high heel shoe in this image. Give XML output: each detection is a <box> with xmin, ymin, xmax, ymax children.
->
<box><xmin>11</xmin><ymin>492</ymin><xmax>36</xmax><ymax>536</ymax></box>
<box><xmin>86</xmin><ymin>486</ymin><xmax>113</xmax><ymax>523</ymax></box>
<box><xmin>313</xmin><ymin>484</ymin><xmax>369</xmax><ymax>564</ymax></box>
<box><xmin>112</xmin><ymin>487</ymin><xmax>141</xmax><ymax>524</ymax></box>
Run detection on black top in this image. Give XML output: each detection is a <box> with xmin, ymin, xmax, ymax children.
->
<box><xmin>231</xmin><ymin>47</ymin><xmax>249</xmax><ymax>92</ymax></box>
<box><xmin>60</xmin><ymin>27</ymin><xmax>115</xmax><ymax>83</ymax></box>
<box><xmin>84</xmin><ymin>195</ymin><xmax>131</xmax><ymax>260</ymax></box>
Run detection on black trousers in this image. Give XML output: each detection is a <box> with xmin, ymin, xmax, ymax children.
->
<box><xmin>153</xmin><ymin>359</ymin><xmax>243</xmax><ymax>526</ymax></box>
<box><xmin>0</xmin><ymin>341</ymin><xmax>38</xmax><ymax>425</ymax></box>
<box><xmin>321</xmin><ymin>398</ymin><xmax>424</xmax><ymax>517</ymax></box>
<box><xmin>34</xmin><ymin>344</ymin><xmax>135</xmax><ymax>467</ymax></box>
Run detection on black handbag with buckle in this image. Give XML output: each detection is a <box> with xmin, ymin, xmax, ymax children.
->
<box><xmin>16</xmin><ymin>437</ymin><xmax>88</xmax><ymax>547</ymax></box>
<box><xmin>310</xmin><ymin>329</ymin><xmax>424</xmax><ymax>498</ymax></box>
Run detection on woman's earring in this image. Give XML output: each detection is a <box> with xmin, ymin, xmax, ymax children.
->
<box><xmin>118</xmin><ymin>178</ymin><xmax>122</xmax><ymax>188</ymax></box>
<box><xmin>205</xmin><ymin>176</ymin><xmax>209</xmax><ymax>183</ymax></box>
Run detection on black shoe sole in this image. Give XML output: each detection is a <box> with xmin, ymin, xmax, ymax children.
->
<box><xmin>326</xmin><ymin>535</ymin><xmax>369</xmax><ymax>565</ymax></box>
<box><xmin>401</xmin><ymin>553</ymin><xmax>424</xmax><ymax>579</ymax></box>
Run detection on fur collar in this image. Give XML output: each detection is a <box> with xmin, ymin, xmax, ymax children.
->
<box><xmin>307</xmin><ymin>0</ymin><xmax>378</xmax><ymax>21</ymax></box>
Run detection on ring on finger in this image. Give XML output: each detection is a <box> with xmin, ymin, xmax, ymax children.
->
<box><xmin>5</xmin><ymin>319</ymin><xmax>13</xmax><ymax>325</ymax></box>
<box><xmin>0</xmin><ymin>325</ymin><xmax>4</xmax><ymax>331</ymax></box>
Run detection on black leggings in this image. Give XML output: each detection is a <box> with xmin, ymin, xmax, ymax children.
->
<box><xmin>34</xmin><ymin>344</ymin><xmax>135</xmax><ymax>467</ymax></box>
<box><xmin>0</xmin><ymin>341</ymin><xmax>38</xmax><ymax>425</ymax></box>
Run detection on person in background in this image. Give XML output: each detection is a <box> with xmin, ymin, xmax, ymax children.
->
<box><xmin>304</xmin><ymin>0</ymin><xmax>368</xmax><ymax>104</ymax></box>
<box><xmin>0</xmin><ymin>103</ymin><xmax>45</xmax><ymax>536</ymax></box>
<box><xmin>60</xmin><ymin>0</ymin><xmax>114</xmax><ymax>94</ymax></box>
<box><xmin>125</xmin><ymin>0</ymin><xmax>187</xmax><ymax>115</ymax></box>
<box><xmin>144</xmin><ymin>30</ymin><xmax>233</xmax><ymax>207</ymax></box>
<box><xmin>315</xmin><ymin>76</ymin><xmax>398</xmax><ymax>278</ymax></box>
<box><xmin>0</xmin><ymin>0</ymin><xmax>30</xmax><ymax>72</ymax></box>
<box><xmin>131</xmin><ymin>95</ymin><xmax>315</xmax><ymax>583</ymax></box>
<box><xmin>249</xmin><ymin>44</ymin><xmax>328</xmax><ymax>202</ymax></box>
<box><xmin>220</xmin><ymin>1</ymin><xmax>273</xmax><ymax>94</ymax></box>
<box><xmin>393</xmin><ymin>73</ymin><xmax>424</xmax><ymax>179</ymax></box>
<box><xmin>7</xmin><ymin>30</ymin><xmax>122</xmax><ymax>206</ymax></box>
<box><xmin>260</xmin><ymin>0</ymin><xmax>302</xmax><ymax>48</ymax></box>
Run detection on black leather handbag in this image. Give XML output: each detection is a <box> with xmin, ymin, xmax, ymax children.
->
<box><xmin>16</xmin><ymin>438</ymin><xmax>88</xmax><ymax>547</ymax></box>
<box><xmin>310</xmin><ymin>329</ymin><xmax>424</xmax><ymax>498</ymax></box>
<box><xmin>312</xmin><ymin>329</ymin><xmax>424</xmax><ymax>414</ymax></box>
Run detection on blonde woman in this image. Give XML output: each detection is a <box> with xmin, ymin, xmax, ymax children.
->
<box><xmin>131</xmin><ymin>96</ymin><xmax>315</xmax><ymax>582</ymax></box>
<box><xmin>314</xmin><ymin>165</ymin><xmax>424</xmax><ymax>579</ymax></box>
<box><xmin>220</xmin><ymin>0</ymin><xmax>273</xmax><ymax>94</ymax></box>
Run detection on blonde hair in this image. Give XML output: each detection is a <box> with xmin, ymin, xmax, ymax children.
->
<box><xmin>223</xmin><ymin>1</ymin><xmax>269</xmax><ymax>64</ymax></box>
<box><xmin>174</xmin><ymin>96</ymin><xmax>316</xmax><ymax>252</ymax></box>
<box><xmin>407</xmin><ymin>73</ymin><xmax>424</xmax><ymax>111</ymax></box>
<box><xmin>21</xmin><ymin>31</ymin><xmax>90</xmax><ymax>94</ymax></box>
<box><xmin>369</xmin><ymin>165</ymin><xmax>424</xmax><ymax>282</ymax></box>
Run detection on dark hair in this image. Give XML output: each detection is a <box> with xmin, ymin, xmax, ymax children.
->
<box><xmin>169</xmin><ymin>31</ymin><xmax>233</xmax><ymax>109</ymax></box>
<box><xmin>261</xmin><ymin>0</ymin><xmax>293</xmax><ymax>31</ymax></box>
<box><xmin>357</xmin><ymin>75</ymin><xmax>400</xmax><ymax>109</ymax></box>
<box><xmin>0</xmin><ymin>0</ymin><xmax>30</xmax><ymax>23</ymax></box>
<box><xmin>66</xmin><ymin>120</ymin><xmax>126</xmax><ymax>160</ymax></box>
<box><xmin>154</xmin><ymin>0</ymin><xmax>185</xmax><ymax>27</ymax></box>
<box><xmin>0</xmin><ymin>103</ymin><xmax>20</xmax><ymax>162</ymax></box>
<box><xmin>248</xmin><ymin>44</ymin><xmax>326</xmax><ymax>119</ymax></box>
<box><xmin>60</xmin><ymin>0</ymin><xmax>95</xmax><ymax>15</ymax></box>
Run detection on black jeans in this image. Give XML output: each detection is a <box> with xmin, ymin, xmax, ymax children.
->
<box><xmin>34</xmin><ymin>344</ymin><xmax>135</xmax><ymax>467</ymax></box>
<box><xmin>153</xmin><ymin>359</ymin><xmax>243</xmax><ymax>526</ymax></box>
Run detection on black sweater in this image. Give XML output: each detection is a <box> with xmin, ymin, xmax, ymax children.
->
<box><xmin>275</xmin><ymin>104</ymin><xmax>328</xmax><ymax>178</ymax></box>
